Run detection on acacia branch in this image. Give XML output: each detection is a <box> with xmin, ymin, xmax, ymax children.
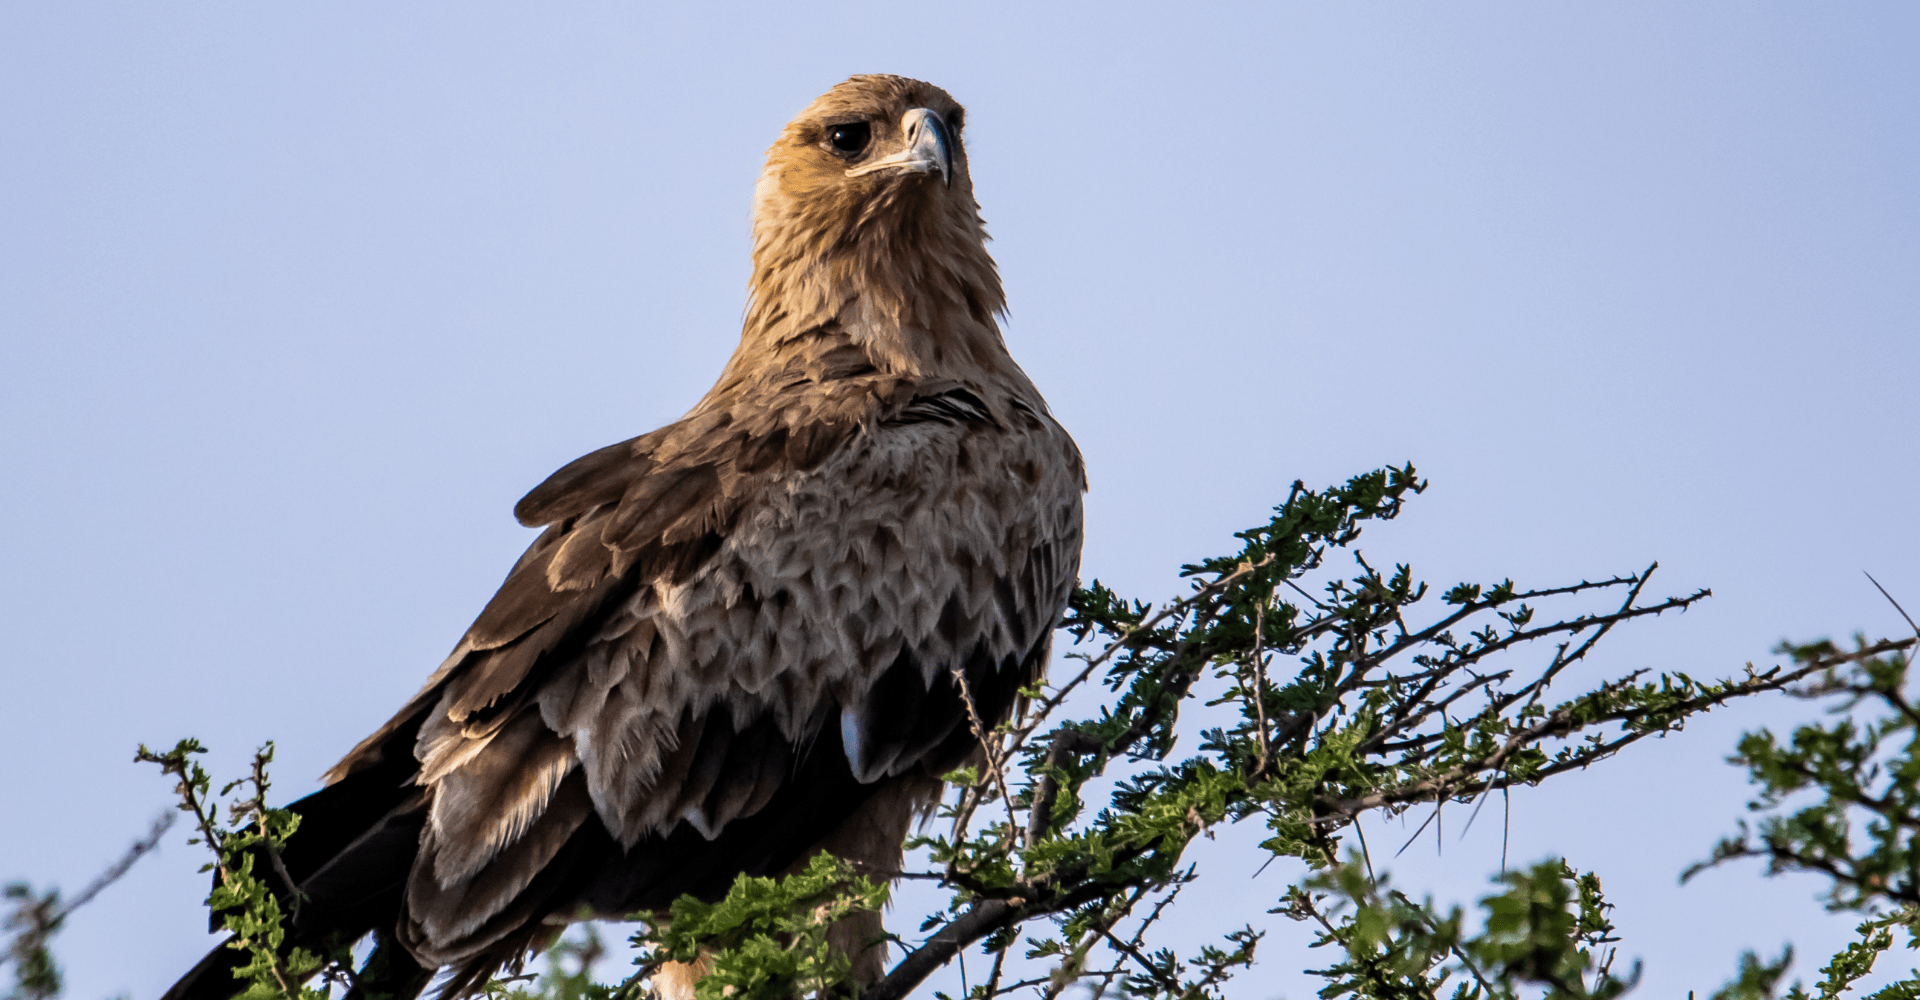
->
<box><xmin>1014</xmin><ymin>554</ymin><xmax>1278</xmax><ymax>755</ymax></box>
<box><xmin>1322</xmin><ymin>638</ymin><xmax>1919</xmax><ymax>820</ymax></box>
<box><xmin>865</xmin><ymin>901</ymin><xmax>1015</xmax><ymax>1000</ymax></box>
<box><xmin>1027</xmin><ymin>729</ymin><xmax>1104</xmax><ymax>844</ymax></box>
<box><xmin>951</xmin><ymin>664</ymin><xmax>1022</xmax><ymax>842</ymax></box>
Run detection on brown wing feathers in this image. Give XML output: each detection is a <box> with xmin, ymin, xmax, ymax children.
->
<box><xmin>163</xmin><ymin>74</ymin><xmax>1084</xmax><ymax>1000</ymax></box>
<box><xmin>511</xmin><ymin>434</ymin><xmax>649</xmax><ymax>528</ymax></box>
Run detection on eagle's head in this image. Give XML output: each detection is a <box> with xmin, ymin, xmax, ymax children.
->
<box><xmin>746</xmin><ymin>75</ymin><xmax>1004</xmax><ymax>357</ymax></box>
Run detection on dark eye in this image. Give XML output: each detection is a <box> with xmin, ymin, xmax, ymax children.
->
<box><xmin>826</xmin><ymin>122</ymin><xmax>870</xmax><ymax>156</ymax></box>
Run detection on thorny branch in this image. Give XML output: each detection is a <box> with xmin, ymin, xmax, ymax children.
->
<box><xmin>951</xmin><ymin>663</ymin><xmax>1023</xmax><ymax>842</ymax></box>
<box><xmin>854</xmin><ymin>467</ymin><xmax>1894</xmax><ymax>1000</ymax></box>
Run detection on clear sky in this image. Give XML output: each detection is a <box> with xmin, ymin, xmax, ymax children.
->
<box><xmin>3</xmin><ymin>4</ymin><xmax>1917</xmax><ymax>998</ymax></box>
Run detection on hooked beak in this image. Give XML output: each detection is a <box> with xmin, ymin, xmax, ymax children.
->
<box><xmin>845</xmin><ymin>107</ymin><xmax>951</xmax><ymax>187</ymax></box>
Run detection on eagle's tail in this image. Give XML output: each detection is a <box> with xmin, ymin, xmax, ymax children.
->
<box><xmin>158</xmin><ymin>940</ymin><xmax>252</xmax><ymax>1000</ymax></box>
<box><xmin>160</xmin><ymin>929</ymin><xmax>434</xmax><ymax>1000</ymax></box>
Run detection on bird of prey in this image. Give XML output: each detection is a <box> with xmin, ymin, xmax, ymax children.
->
<box><xmin>164</xmin><ymin>73</ymin><xmax>1085</xmax><ymax>1000</ymax></box>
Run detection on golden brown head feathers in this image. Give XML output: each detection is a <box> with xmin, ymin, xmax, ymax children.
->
<box><xmin>740</xmin><ymin>75</ymin><xmax>1006</xmax><ymax>378</ymax></box>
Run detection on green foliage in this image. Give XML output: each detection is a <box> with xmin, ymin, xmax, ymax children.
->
<box><xmin>631</xmin><ymin>853</ymin><xmax>888</xmax><ymax>1000</ymax></box>
<box><xmin>1689</xmin><ymin>637</ymin><xmax>1920</xmax><ymax>910</ymax></box>
<box><xmin>1283</xmin><ymin>856</ymin><xmax>1635</xmax><ymax>1000</ymax></box>
<box><xmin>1712</xmin><ymin>945</ymin><xmax>1794</xmax><ymax>1000</ymax></box>
<box><xmin>483</xmin><ymin>929</ymin><xmax>618</xmax><ymax>1000</ymax></box>
<box><xmin>3</xmin><ymin>883</ymin><xmax>62</xmax><ymax>1000</ymax></box>
<box><xmin>1794</xmin><ymin>912</ymin><xmax>1913</xmax><ymax>1000</ymax></box>
<box><xmin>1691</xmin><ymin>631</ymin><xmax>1920</xmax><ymax>1000</ymax></box>
<box><xmin>1709</xmin><ymin>910</ymin><xmax>1920</xmax><ymax>1000</ymax></box>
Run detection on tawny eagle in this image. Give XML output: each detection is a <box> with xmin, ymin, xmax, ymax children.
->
<box><xmin>163</xmin><ymin>74</ymin><xmax>1085</xmax><ymax>999</ymax></box>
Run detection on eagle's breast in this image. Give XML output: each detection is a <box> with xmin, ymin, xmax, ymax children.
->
<box><xmin>540</xmin><ymin>377</ymin><xmax>1083</xmax><ymax>846</ymax></box>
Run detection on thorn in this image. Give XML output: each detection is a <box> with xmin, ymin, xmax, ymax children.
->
<box><xmin>1865</xmin><ymin>572</ymin><xmax>1920</xmax><ymax>647</ymax></box>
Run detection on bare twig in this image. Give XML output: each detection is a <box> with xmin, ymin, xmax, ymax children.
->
<box><xmin>1866</xmin><ymin>571</ymin><xmax>1920</xmax><ymax>648</ymax></box>
<box><xmin>1251</xmin><ymin>582</ymin><xmax>1275</xmax><ymax>776</ymax></box>
<box><xmin>1013</xmin><ymin>555</ymin><xmax>1276</xmax><ymax>753</ymax></box>
<box><xmin>55</xmin><ymin>811</ymin><xmax>175</xmax><ymax>921</ymax></box>
<box><xmin>1324</xmin><ymin>638</ymin><xmax>1919</xmax><ymax>819</ymax></box>
<box><xmin>952</xmin><ymin>665</ymin><xmax>1022</xmax><ymax>842</ymax></box>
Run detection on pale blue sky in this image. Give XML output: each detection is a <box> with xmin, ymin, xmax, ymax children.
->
<box><xmin>3</xmin><ymin>4</ymin><xmax>1917</xmax><ymax>998</ymax></box>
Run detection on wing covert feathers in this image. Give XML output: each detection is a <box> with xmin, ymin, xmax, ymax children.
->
<box><xmin>232</xmin><ymin>74</ymin><xmax>1088</xmax><ymax>999</ymax></box>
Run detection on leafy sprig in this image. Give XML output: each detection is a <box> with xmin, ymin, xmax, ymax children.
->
<box><xmin>135</xmin><ymin>739</ymin><xmax>356</xmax><ymax>999</ymax></box>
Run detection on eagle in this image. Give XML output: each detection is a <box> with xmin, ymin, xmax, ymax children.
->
<box><xmin>163</xmin><ymin>74</ymin><xmax>1085</xmax><ymax>1000</ymax></box>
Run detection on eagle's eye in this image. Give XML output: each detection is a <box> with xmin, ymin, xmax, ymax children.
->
<box><xmin>826</xmin><ymin>122</ymin><xmax>870</xmax><ymax>157</ymax></box>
